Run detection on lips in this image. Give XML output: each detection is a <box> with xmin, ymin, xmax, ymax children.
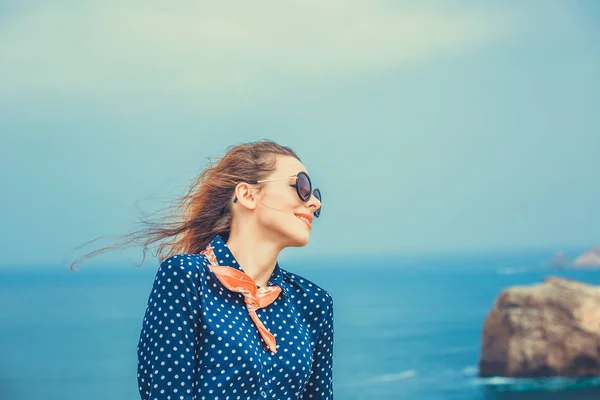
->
<box><xmin>294</xmin><ymin>213</ymin><xmax>313</xmax><ymax>229</ymax></box>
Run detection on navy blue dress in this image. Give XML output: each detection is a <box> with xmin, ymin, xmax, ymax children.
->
<box><xmin>137</xmin><ymin>235</ymin><xmax>334</xmax><ymax>400</ymax></box>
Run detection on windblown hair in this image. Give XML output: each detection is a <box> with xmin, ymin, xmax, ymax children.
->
<box><xmin>67</xmin><ymin>139</ymin><xmax>299</xmax><ymax>270</ymax></box>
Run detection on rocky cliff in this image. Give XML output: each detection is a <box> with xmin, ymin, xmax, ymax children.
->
<box><xmin>479</xmin><ymin>276</ymin><xmax>600</xmax><ymax>378</ymax></box>
<box><xmin>574</xmin><ymin>246</ymin><xmax>600</xmax><ymax>267</ymax></box>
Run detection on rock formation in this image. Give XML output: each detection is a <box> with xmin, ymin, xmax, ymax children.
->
<box><xmin>479</xmin><ymin>276</ymin><xmax>600</xmax><ymax>378</ymax></box>
<box><xmin>574</xmin><ymin>246</ymin><xmax>600</xmax><ymax>268</ymax></box>
<box><xmin>546</xmin><ymin>251</ymin><xmax>572</xmax><ymax>269</ymax></box>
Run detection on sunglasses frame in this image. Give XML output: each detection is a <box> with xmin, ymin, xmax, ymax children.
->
<box><xmin>233</xmin><ymin>171</ymin><xmax>321</xmax><ymax>217</ymax></box>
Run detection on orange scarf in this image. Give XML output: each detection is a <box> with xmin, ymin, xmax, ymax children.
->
<box><xmin>200</xmin><ymin>245</ymin><xmax>282</xmax><ymax>353</ymax></box>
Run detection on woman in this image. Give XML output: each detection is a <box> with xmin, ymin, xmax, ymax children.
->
<box><xmin>134</xmin><ymin>140</ymin><xmax>332</xmax><ymax>400</ymax></box>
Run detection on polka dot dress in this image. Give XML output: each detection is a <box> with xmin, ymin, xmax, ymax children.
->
<box><xmin>137</xmin><ymin>235</ymin><xmax>334</xmax><ymax>400</ymax></box>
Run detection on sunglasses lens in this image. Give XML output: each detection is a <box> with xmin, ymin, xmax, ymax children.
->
<box><xmin>313</xmin><ymin>188</ymin><xmax>321</xmax><ymax>218</ymax></box>
<box><xmin>297</xmin><ymin>173</ymin><xmax>312</xmax><ymax>201</ymax></box>
<box><xmin>313</xmin><ymin>188</ymin><xmax>321</xmax><ymax>202</ymax></box>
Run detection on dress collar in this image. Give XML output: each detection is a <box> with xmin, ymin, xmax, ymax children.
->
<box><xmin>206</xmin><ymin>235</ymin><xmax>288</xmax><ymax>297</ymax></box>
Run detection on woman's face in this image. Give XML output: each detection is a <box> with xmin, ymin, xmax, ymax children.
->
<box><xmin>255</xmin><ymin>155</ymin><xmax>321</xmax><ymax>248</ymax></box>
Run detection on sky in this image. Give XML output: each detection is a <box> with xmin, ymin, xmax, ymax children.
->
<box><xmin>1</xmin><ymin>1</ymin><xmax>599</xmax><ymax>268</ymax></box>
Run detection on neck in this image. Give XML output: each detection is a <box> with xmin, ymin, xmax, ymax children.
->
<box><xmin>225</xmin><ymin>223</ymin><xmax>281</xmax><ymax>288</ymax></box>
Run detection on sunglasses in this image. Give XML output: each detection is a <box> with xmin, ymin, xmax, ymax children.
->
<box><xmin>233</xmin><ymin>171</ymin><xmax>321</xmax><ymax>217</ymax></box>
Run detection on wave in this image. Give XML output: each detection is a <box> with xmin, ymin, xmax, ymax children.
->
<box><xmin>371</xmin><ymin>370</ymin><xmax>417</xmax><ymax>383</ymax></box>
<box><xmin>472</xmin><ymin>375</ymin><xmax>600</xmax><ymax>391</ymax></box>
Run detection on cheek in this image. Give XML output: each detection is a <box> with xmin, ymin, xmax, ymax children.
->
<box><xmin>256</xmin><ymin>197</ymin><xmax>300</xmax><ymax>229</ymax></box>
<box><xmin>263</xmin><ymin>191</ymin><xmax>299</xmax><ymax>214</ymax></box>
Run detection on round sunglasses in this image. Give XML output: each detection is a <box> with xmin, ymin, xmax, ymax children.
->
<box><xmin>233</xmin><ymin>171</ymin><xmax>321</xmax><ymax>217</ymax></box>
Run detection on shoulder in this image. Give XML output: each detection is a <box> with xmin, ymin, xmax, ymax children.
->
<box><xmin>157</xmin><ymin>253</ymin><xmax>210</xmax><ymax>283</ymax></box>
<box><xmin>281</xmin><ymin>267</ymin><xmax>333</xmax><ymax>309</ymax></box>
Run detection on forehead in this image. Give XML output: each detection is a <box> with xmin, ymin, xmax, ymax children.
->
<box><xmin>272</xmin><ymin>155</ymin><xmax>308</xmax><ymax>176</ymax></box>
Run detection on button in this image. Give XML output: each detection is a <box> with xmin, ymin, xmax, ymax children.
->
<box><xmin>260</xmin><ymin>390</ymin><xmax>267</xmax><ymax>398</ymax></box>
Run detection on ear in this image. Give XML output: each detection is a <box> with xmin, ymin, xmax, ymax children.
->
<box><xmin>233</xmin><ymin>182</ymin><xmax>258</xmax><ymax>210</ymax></box>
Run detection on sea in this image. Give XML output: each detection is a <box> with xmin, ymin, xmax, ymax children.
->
<box><xmin>2</xmin><ymin>248</ymin><xmax>600</xmax><ymax>400</ymax></box>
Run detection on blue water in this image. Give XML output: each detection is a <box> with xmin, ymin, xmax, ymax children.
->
<box><xmin>2</xmin><ymin>249</ymin><xmax>600</xmax><ymax>400</ymax></box>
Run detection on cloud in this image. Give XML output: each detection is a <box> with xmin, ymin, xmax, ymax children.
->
<box><xmin>0</xmin><ymin>1</ymin><xmax>521</xmax><ymax>111</ymax></box>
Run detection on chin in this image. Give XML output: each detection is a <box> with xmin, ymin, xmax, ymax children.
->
<box><xmin>268</xmin><ymin>218</ymin><xmax>312</xmax><ymax>248</ymax></box>
<box><xmin>285</xmin><ymin>230</ymin><xmax>310</xmax><ymax>248</ymax></box>
<box><xmin>297</xmin><ymin>233</ymin><xmax>310</xmax><ymax>247</ymax></box>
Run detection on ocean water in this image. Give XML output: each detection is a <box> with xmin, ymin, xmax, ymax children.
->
<box><xmin>2</xmin><ymin>249</ymin><xmax>600</xmax><ymax>400</ymax></box>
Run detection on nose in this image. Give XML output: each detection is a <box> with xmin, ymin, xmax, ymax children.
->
<box><xmin>307</xmin><ymin>192</ymin><xmax>321</xmax><ymax>215</ymax></box>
